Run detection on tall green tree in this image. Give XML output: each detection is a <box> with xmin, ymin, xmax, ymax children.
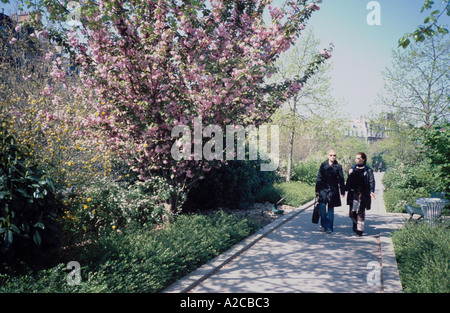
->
<box><xmin>268</xmin><ymin>29</ymin><xmax>337</xmax><ymax>181</ymax></box>
<box><xmin>369</xmin><ymin>115</ymin><xmax>423</xmax><ymax>169</ymax></box>
<box><xmin>380</xmin><ymin>34</ymin><xmax>449</xmax><ymax>128</ymax></box>
<box><xmin>420</xmin><ymin>121</ymin><xmax>450</xmax><ymax>193</ymax></box>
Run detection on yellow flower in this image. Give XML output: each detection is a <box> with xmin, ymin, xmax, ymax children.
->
<box><xmin>112</xmin><ymin>225</ymin><xmax>116</xmax><ymax>230</ymax></box>
<box><xmin>83</xmin><ymin>204</ymin><xmax>88</xmax><ymax>209</ymax></box>
<box><xmin>87</xmin><ymin>197</ymin><xmax>92</xmax><ymax>202</ymax></box>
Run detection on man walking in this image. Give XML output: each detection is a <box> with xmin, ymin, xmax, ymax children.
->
<box><xmin>315</xmin><ymin>150</ymin><xmax>346</xmax><ymax>233</ymax></box>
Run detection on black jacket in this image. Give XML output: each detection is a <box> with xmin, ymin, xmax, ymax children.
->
<box><xmin>315</xmin><ymin>160</ymin><xmax>345</xmax><ymax>207</ymax></box>
<box><xmin>346</xmin><ymin>164</ymin><xmax>375</xmax><ymax>210</ymax></box>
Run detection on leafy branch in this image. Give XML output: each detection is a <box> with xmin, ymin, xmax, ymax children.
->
<box><xmin>399</xmin><ymin>0</ymin><xmax>449</xmax><ymax>48</ymax></box>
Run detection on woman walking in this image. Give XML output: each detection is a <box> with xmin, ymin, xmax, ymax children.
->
<box><xmin>315</xmin><ymin>150</ymin><xmax>346</xmax><ymax>233</ymax></box>
<box><xmin>346</xmin><ymin>152</ymin><xmax>376</xmax><ymax>236</ymax></box>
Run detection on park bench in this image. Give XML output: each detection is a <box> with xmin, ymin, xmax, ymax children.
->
<box><xmin>405</xmin><ymin>204</ymin><xmax>424</xmax><ymax>220</ymax></box>
<box><xmin>405</xmin><ymin>191</ymin><xmax>447</xmax><ymax>220</ymax></box>
<box><xmin>430</xmin><ymin>191</ymin><xmax>446</xmax><ymax>199</ymax></box>
<box><xmin>272</xmin><ymin>196</ymin><xmax>286</xmax><ymax>214</ymax></box>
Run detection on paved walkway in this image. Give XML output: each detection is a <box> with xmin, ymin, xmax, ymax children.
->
<box><xmin>163</xmin><ymin>172</ymin><xmax>407</xmax><ymax>293</ymax></box>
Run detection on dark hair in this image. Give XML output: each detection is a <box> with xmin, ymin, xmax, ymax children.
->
<box><xmin>357</xmin><ymin>152</ymin><xmax>367</xmax><ymax>165</ymax></box>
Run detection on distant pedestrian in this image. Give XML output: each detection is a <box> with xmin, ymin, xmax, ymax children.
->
<box><xmin>346</xmin><ymin>152</ymin><xmax>376</xmax><ymax>236</ymax></box>
<box><xmin>315</xmin><ymin>150</ymin><xmax>346</xmax><ymax>233</ymax></box>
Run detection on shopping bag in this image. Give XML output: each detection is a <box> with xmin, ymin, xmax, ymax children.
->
<box><xmin>312</xmin><ymin>197</ymin><xmax>320</xmax><ymax>224</ymax></box>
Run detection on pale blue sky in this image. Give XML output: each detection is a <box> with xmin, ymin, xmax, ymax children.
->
<box><xmin>273</xmin><ymin>0</ymin><xmax>450</xmax><ymax>118</ymax></box>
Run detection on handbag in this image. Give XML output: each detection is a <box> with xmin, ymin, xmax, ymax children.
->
<box><xmin>312</xmin><ymin>197</ymin><xmax>320</xmax><ymax>224</ymax></box>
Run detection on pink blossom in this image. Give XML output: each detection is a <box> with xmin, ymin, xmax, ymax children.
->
<box><xmin>41</xmin><ymin>0</ymin><xmax>331</xmax><ymax>201</ymax></box>
<box><xmin>39</xmin><ymin>30</ymin><xmax>49</xmax><ymax>39</ymax></box>
<box><xmin>321</xmin><ymin>49</ymin><xmax>332</xmax><ymax>59</ymax></box>
<box><xmin>308</xmin><ymin>2</ymin><xmax>316</xmax><ymax>9</ymax></box>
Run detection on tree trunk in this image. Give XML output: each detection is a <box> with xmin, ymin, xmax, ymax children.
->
<box><xmin>163</xmin><ymin>192</ymin><xmax>181</xmax><ymax>224</ymax></box>
<box><xmin>286</xmin><ymin>127</ymin><xmax>295</xmax><ymax>182</ymax></box>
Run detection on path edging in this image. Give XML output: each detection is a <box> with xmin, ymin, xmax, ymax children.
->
<box><xmin>376</xmin><ymin>189</ymin><xmax>404</xmax><ymax>293</ymax></box>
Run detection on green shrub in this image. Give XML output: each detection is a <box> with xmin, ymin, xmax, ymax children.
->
<box><xmin>383</xmin><ymin>188</ymin><xmax>430</xmax><ymax>213</ymax></box>
<box><xmin>255</xmin><ymin>181</ymin><xmax>315</xmax><ymax>207</ymax></box>
<box><xmin>420</xmin><ymin>122</ymin><xmax>450</xmax><ymax>194</ymax></box>
<box><xmin>0</xmin><ymin>212</ymin><xmax>257</xmax><ymax>292</ymax></box>
<box><xmin>275</xmin><ymin>181</ymin><xmax>316</xmax><ymax>207</ymax></box>
<box><xmin>184</xmin><ymin>160</ymin><xmax>278</xmax><ymax>211</ymax></box>
<box><xmin>0</xmin><ymin>125</ymin><xmax>61</xmax><ymax>271</ymax></box>
<box><xmin>291</xmin><ymin>160</ymin><xmax>322</xmax><ymax>185</ymax></box>
<box><xmin>254</xmin><ymin>183</ymin><xmax>283</xmax><ymax>204</ymax></box>
<box><xmin>61</xmin><ymin>176</ymin><xmax>178</xmax><ymax>239</ymax></box>
<box><xmin>382</xmin><ymin>162</ymin><xmax>441</xmax><ymax>213</ymax></box>
<box><xmin>383</xmin><ymin>162</ymin><xmax>436</xmax><ymax>191</ymax></box>
<box><xmin>392</xmin><ymin>220</ymin><xmax>450</xmax><ymax>293</ymax></box>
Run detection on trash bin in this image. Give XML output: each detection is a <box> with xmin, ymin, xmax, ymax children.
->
<box><xmin>415</xmin><ymin>198</ymin><xmax>449</xmax><ymax>225</ymax></box>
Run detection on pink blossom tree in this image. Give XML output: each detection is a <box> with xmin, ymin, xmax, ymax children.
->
<box><xmin>38</xmin><ymin>0</ymin><xmax>332</xmax><ymax>211</ymax></box>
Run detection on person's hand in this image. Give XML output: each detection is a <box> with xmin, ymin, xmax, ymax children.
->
<box><xmin>370</xmin><ymin>192</ymin><xmax>376</xmax><ymax>199</ymax></box>
<box><xmin>349</xmin><ymin>169</ymin><xmax>353</xmax><ymax>174</ymax></box>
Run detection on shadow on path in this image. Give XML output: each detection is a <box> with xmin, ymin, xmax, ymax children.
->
<box><xmin>169</xmin><ymin>172</ymin><xmax>407</xmax><ymax>293</ymax></box>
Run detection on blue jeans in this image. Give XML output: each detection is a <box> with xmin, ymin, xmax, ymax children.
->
<box><xmin>318</xmin><ymin>202</ymin><xmax>334</xmax><ymax>232</ymax></box>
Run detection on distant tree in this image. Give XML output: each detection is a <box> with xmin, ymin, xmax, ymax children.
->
<box><xmin>370</xmin><ymin>115</ymin><xmax>423</xmax><ymax>168</ymax></box>
<box><xmin>268</xmin><ymin>30</ymin><xmax>335</xmax><ymax>181</ymax></box>
<box><xmin>380</xmin><ymin>34</ymin><xmax>449</xmax><ymax>128</ymax></box>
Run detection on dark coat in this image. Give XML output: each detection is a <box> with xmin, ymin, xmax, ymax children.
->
<box><xmin>346</xmin><ymin>164</ymin><xmax>375</xmax><ymax>210</ymax></box>
<box><xmin>315</xmin><ymin>160</ymin><xmax>345</xmax><ymax>207</ymax></box>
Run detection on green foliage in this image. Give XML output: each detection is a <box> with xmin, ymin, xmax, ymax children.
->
<box><xmin>255</xmin><ymin>181</ymin><xmax>315</xmax><ymax>207</ymax></box>
<box><xmin>379</xmin><ymin>121</ymin><xmax>449</xmax><ymax>213</ymax></box>
<box><xmin>392</xmin><ymin>220</ymin><xmax>450</xmax><ymax>293</ymax></box>
<box><xmin>373</xmin><ymin>125</ymin><xmax>422</xmax><ymax>169</ymax></box>
<box><xmin>0</xmin><ymin>212</ymin><xmax>257</xmax><ymax>292</ymax></box>
<box><xmin>383</xmin><ymin>162</ymin><xmax>436</xmax><ymax>191</ymax></box>
<box><xmin>420</xmin><ymin>122</ymin><xmax>450</xmax><ymax>193</ymax></box>
<box><xmin>275</xmin><ymin>181</ymin><xmax>315</xmax><ymax>207</ymax></box>
<box><xmin>399</xmin><ymin>0</ymin><xmax>449</xmax><ymax>48</ymax></box>
<box><xmin>382</xmin><ymin>162</ymin><xmax>439</xmax><ymax>212</ymax></box>
<box><xmin>0</xmin><ymin>124</ymin><xmax>60</xmax><ymax>270</ymax></box>
<box><xmin>383</xmin><ymin>188</ymin><xmax>430</xmax><ymax>213</ymax></box>
<box><xmin>184</xmin><ymin>160</ymin><xmax>278</xmax><ymax>211</ymax></box>
<box><xmin>61</xmin><ymin>176</ymin><xmax>180</xmax><ymax>239</ymax></box>
<box><xmin>290</xmin><ymin>160</ymin><xmax>321</xmax><ymax>185</ymax></box>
